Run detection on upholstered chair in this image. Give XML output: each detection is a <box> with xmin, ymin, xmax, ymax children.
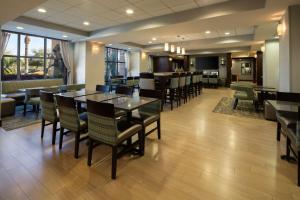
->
<box><xmin>179</xmin><ymin>73</ymin><xmax>187</xmax><ymax>105</ymax></box>
<box><xmin>166</xmin><ymin>73</ymin><xmax>179</xmax><ymax>110</ymax></box>
<box><xmin>23</xmin><ymin>88</ymin><xmax>41</xmax><ymax>117</ymax></box>
<box><xmin>56</xmin><ymin>95</ymin><xmax>88</xmax><ymax>158</ymax></box>
<box><xmin>96</xmin><ymin>84</ymin><xmax>110</xmax><ymax>93</ymax></box>
<box><xmin>40</xmin><ymin>91</ymin><xmax>59</xmax><ymax>145</ymax></box>
<box><xmin>139</xmin><ymin>73</ymin><xmax>155</xmax><ymax>90</ymax></box>
<box><xmin>86</xmin><ymin>100</ymin><xmax>143</xmax><ymax>179</ymax></box>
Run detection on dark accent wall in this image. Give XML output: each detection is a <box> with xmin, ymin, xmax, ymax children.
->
<box><xmin>226</xmin><ymin>53</ymin><xmax>232</xmax><ymax>86</ymax></box>
<box><xmin>256</xmin><ymin>51</ymin><xmax>263</xmax><ymax>86</ymax></box>
<box><xmin>152</xmin><ymin>56</ymin><xmax>184</xmax><ymax>72</ymax></box>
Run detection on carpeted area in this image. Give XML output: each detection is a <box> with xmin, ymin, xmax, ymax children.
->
<box><xmin>213</xmin><ymin>97</ymin><xmax>264</xmax><ymax>120</ymax></box>
<box><xmin>1</xmin><ymin>105</ymin><xmax>41</xmax><ymax>131</ymax></box>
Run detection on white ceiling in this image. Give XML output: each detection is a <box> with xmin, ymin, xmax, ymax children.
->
<box><xmin>22</xmin><ymin>0</ymin><xmax>230</xmax><ymax>31</ymax></box>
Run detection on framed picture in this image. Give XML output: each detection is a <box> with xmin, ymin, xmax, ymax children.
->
<box><xmin>241</xmin><ymin>62</ymin><xmax>252</xmax><ymax>75</ymax></box>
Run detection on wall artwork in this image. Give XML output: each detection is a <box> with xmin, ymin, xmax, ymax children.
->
<box><xmin>241</xmin><ymin>62</ymin><xmax>252</xmax><ymax>75</ymax></box>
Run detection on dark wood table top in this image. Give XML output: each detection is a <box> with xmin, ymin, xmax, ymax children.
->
<box><xmin>103</xmin><ymin>96</ymin><xmax>159</xmax><ymax>112</ymax></box>
<box><xmin>56</xmin><ymin>90</ymin><xmax>100</xmax><ymax>98</ymax></box>
<box><xmin>75</xmin><ymin>93</ymin><xmax>124</xmax><ymax>103</ymax></box>
<box><xmin>267</xmin><ymin>100</ymin><xmax>300</xmax><ymax>112</ymax></box>
<box><xmin>253</xmin><ymin>86</ymin><xmax>277</xmax><ymax>92</ymax></box>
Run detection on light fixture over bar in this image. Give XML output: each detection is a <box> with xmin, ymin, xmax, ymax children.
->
<box><xmin>170</xmin><ymin>45</ymin><xmax>175</xmax><ymax>53</ymax></box>
<box><xmin>181</xmin><ymin>48</ymin><xmax>185</xmax><ymax>55</ymax></box>
<box><xmin>164</xmin><ymin>43</ymin><xmax>169</xmax><ymax>51</ymax></box>
<box><xmin>177</xmin><ymin>46</ymin><xmax>181</xmax><ymax>54</ymax></box>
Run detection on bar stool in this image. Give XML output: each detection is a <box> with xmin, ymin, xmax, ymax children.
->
<box><xmin>185</xmin><ymin>72</ymin><xmax>192</xmax><ymax>100</ymax></box>
<box><xmin>166</xmin><ymin>73</ymin><xmax>180</xmax><ymax>110</ymax></box>
<box><xmin>179</xmin><ymin>73</ymin><xmax>187</xmax><ymax>105</ymax></box>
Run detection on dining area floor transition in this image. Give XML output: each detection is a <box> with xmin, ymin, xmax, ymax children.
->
<box><xmin>0</xmin><ymin>88</ymin><xmax>299</xmax><ymax>200</ymax></box>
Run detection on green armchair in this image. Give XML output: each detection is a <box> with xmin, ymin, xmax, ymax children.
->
<box><xmin>230</xmin><ymin>82</ymin><xmax>257</xmax><ymax>109</ymax></box>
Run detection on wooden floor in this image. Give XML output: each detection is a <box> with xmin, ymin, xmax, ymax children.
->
<box><xmin>0</xmin><ymin>88</ymin><xmax>299</xmax><ymax>200</ymax></box>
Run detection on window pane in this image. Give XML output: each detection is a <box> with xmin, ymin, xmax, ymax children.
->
<box><xmin>117</xmin><ymin>63</ymin><xmax>126</xmax><ymax>76</ymax></box>
<box><xmin>1</xmin><ymin>56</ymin><xmax>17</xmax><ymax>80</ymax></box>
<box><xmin>20</xmin><ymin>35</ymin><xmax>44</xmax><ymax>57</ymax></box>
<box><xmin>106</xmin><ymin>48</ymin><xmax>118</xmax><ymax>62</ymax></box>
<box><xmin>4</xmin><ymin>33</ymin><xmax>18</xmax><ymax>56</ymax></box>
<box><xmin>46</xmin><ymin>39</ymin><xmax>60</xmax><ymax>58</ymax></box>
<box><xmin>20</xmin><ymin>57</ymin><xmax>44</xmax><ymax>79</ymax></box>
<box><xmin>118</xmin><ymin>50</ymin><xmax>125</xmax><ymax>62</ymax></box>
<box><xmin>45</xmin><ymin>58</ymin><xmax>64</xmax><ymax>78</ymax></box>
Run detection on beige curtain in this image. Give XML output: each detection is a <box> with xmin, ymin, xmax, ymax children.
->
<box><xmin>0</xmin><ymin>31</ymin><xmax>11</xmax><ymax>125</ymax></box>
<box><xmin>60</xmin><ymin>41</ymin><xmax>74</xmax><ymax>84</ymax></box>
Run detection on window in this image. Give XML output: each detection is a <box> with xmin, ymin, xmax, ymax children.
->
<box><xmin>1</xmin><ymin>31</ymin><xmax>66</xmax><ymax>81</ymax></box>
<box><xmin>105</xmin><ymin>47</ymin><xmax>128</xmax><ymax>82</ymax></box>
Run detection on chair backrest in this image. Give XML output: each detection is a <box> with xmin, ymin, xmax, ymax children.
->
<box><xmin>209</xmin><ymin>77</ymin><xmax>218</xmax><ymax>84</ymax></box>
<box><xmin>56</xmin><ymin>95</ymin><xmax>80</xmax><ymax>132</ymax></box>
<box><xmin>116</xmin><ymin>86</ymin><xmax>134</xmax><ymax>96</ymax></box>
<box><xmin>139</xmin><ymin>89</ymin><xmax>162</xmax><ymax>115</ymax></box>
<box><xmin>96</xmin><ymin>84</ymin><xmax>110</xmax><ymax>93</ymax></box>
<box><xmin>87</xmin><ymin>100</ymin><xmax>118</xmax><ymax>145</ymax></box>
<box><xmin>24</xmin><ymin>88</ymin><xmax>41</xmax><ymax>102</ymax></box>
<box><xmin>192</xmin><ymin>73</ymin><xmax>198</xmax><ymax>84</ymax></box>
<box><xmin>170</xmin><ymin>73</ymin><xmax>179</xmax><ymax>89</ymax></box>
<box><xmin>139</xmin><ymin>73</ymin><xmax>155</xmax><ymax>90</ymax></box>
<box><xmin>185</xmin><ymin>73</ymin><xmax>191</xmax><ymax>86</ymax></box>
<box><xmin>40</xmin><ymin>91</ymin><xmax>57</xmax><ymax>123</ymax></box>
<box><xmin>277</xmin><ymin>92</ymin><xmax>300</xmax><ymax>102</ymax></box>
<box><xmin>179</xmin><ymin>74</ymin><xmax>186</xmax><ymax>87</ymax></box>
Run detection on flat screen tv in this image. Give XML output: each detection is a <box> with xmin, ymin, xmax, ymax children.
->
<box><xmin>196</xmin><ymin>56</ymin><xmax>219</xmax><ymax>70</ymax></box>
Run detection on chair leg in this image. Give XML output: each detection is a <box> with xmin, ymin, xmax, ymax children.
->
<box><xmin>52</xmin><ymin>121</ymin><xmax>57</xmax><ymax>145</ymax></box>
<box><xmin>277</xmin><ymin>122</ymin><xmax>281</xmax><ymax>141</ymax></box>
<box><xmin>170</xmin><ymin>89</ymin><xmax>174</xmax><ymax>110</ymax></box>
<box><xmin>233</xmin><ymin>98</ymin><xmax>238</xmax><ymax>109</ymax></box>
<box><xmin>87</xmin><ymin>138</ymin><xmax>93</xmax><ymax>166</ymax></box>
<box><xmin>41</xmin><ymin>119</ymin><xmax>45</xmax><ymax>138</ymax></box>
<box><xmin>23</xmin><ymin>103</ymin><xmax>26</xmax><ymax>116</ymax></box>
<box><xmin>111</xmin><ymin>146</ymin><xmax>118</xmax><ymax>179</ymax></box>
<box><xmin>157</xmin><ymin>118</ymin><xmax>161</xmax><ymax>140</ymax></box>
<box><xmin>138</xmin><ymin>131</ymin><xmax>145</xmax><ymax>156</ymax></box>
<box><xmin>286</xmin><ymin>137</ymin><xmax>291</xmax><ymax>161</ymax></box>
<box><xmin>59</xmin><ymin>127</ymin><xmax>64</xmax><ymax>150</ymax></box>
<box><xmin>298</xmin><ymin>151</ymin><xmax>300</xmax><ymax>186</ymax></box>
<box><xmin>74</xmin><ymin>131</ymin><xmax>80</xmax><ymax>159</ymax></box>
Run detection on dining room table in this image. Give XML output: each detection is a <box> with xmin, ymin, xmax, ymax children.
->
<box><xmin>254</xmin><ymin>86</ymin><xmax>277</xmax><ymax>107</ymax></box>
<box><xmin>267</xmin><ymin>100</ymin><xmax>300</xmax><ymax>113</ymax></box>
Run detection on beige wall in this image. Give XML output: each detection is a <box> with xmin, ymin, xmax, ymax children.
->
<box><xmin>73</xmin><ymin>41</ymin><xmax>86</xmax><ymax>84</ymax></box>
<box><xmin>85</xmin><ymin>42</ymin><xmax>105</xmax><ymax>91</ymax></box>
<box><xmin>140</xmin><ymin>51</ymin><xmax>151</xmax><ymax>72</ymax></box>
<box><xmin>263</xmin><ymin>40</ymin><xmax>279</xmax><ymax>88</ymax></box>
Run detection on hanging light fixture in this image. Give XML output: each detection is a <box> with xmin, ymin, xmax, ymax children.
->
<box><xmin>176</xmin><ymin>46</ymin><xmax>181</xmax><ymax>54</ymax></box>
<box><xmin>164</xmin><ymin>43</ymin><xmax>169</xmax><ymax>51</ymax></box>
<box><xmin>170</xmin><ymin>45</ymin><xmax>175</xmax><ymax>53</ymax></box>
<box><xmin>181</xmin><ymin>48</ymin><xmax>185</xmax><ymax>55</ymax></box>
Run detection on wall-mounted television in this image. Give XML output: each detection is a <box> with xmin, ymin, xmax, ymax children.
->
<box><xmin>196</xmin><ymin>56</ymin><xmax>219</xmax><ymax>70</ymax></box>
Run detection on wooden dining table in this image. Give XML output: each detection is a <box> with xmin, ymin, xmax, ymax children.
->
<box><xmin>267</xmin><ymin>100</ymin><xmax>300</xmax><ymax>113</ymax></box>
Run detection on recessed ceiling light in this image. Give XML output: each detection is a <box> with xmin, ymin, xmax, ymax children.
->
<box><xmin>37</xmin><ymin>8</ymin><xmax>47</xmax><ymax>13</ymax></box>
<box><xmin>148</xmin><ymin>41</ymin><xmax>152</xmax><ymax>44</ymax></box>
<box><xmin>225</xmin><ymin>32</ymin><xmax>230</xmax><ymax>35</ymax></box>
<box><xmin>108</xmin><ymin>43</ymin><xmax>112</xmax><ymax>46</ymax></box>
<box><xmin>62</xmin><ymin>35</ymin><xmax>68</xmax><ymax>38</ymax></box>
<box><xmin>152</xmin><ymin>37</ymin><xmax>157</xmax><ymax>41</ymax></box>
<box><xmin>83</xmin><ymin>21</ymin><xmax>90</xmax><ymax>26</ymax></box>
<box><xmin>16</xmin><ymin>26</ymin><xmax>24</xmax><ymax>30</ymax></box>
<box><xmin>126</xmin><ymin>9</ymin><xmax>134</xmax><ymax>15</ymax></box>
<box><xmin>128</xmin><ymin>48</ymin><xmax>131</xmax><ymax>50</ymax></box>
<box><xmin>205</xmin><ymin>30</ymin><xmax>211</xmax><ymax>34</ymax></box>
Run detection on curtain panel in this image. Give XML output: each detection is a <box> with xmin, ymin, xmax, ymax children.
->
<box><xmin>60</xmin><ymin>41</ymin><xmax>74</xmax><ymax>84</ymax></box>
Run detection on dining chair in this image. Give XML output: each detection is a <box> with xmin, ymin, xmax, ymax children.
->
<box><xmin>86</xmin><ymin>100</ymin><xmax>143</xmax><ymax>179</ymax></box>
<box><xmin>285</xmin><ymin>106</ymin><xmax>300</xmax><ymax>186</ymax></box>
<box><xmin>56</xmin><ymin>95</ymin><xmax>88</xmax><ymax>158</ymax></box>
<box><xmin>96</xmin><ymin>84</ymin><xmax>110</xmax><ymax>93</ymax></box>
<box><xmin>23</xmin><ymin>88</ymin><xmax>41</xmax><ymax>117</ymax></box>
<box><xmin>133</xmin><ymin>89</ymin><xmax>162</xmax><ymax>141</ymax></box>
<box><xmin>276</xmin><ymin>92</ymin><xmax>300</xmax><ymax>141</ymax></box>
<box><xmin>40</xmin><ymin>91</ymin><xmax>59</xmax><ymax>145</ymax></box>
<box><xmin>191</xmin><ymin>72</ymin><xmax>198</xmax><ymax>97</ymax></box>
<box><xmin>179</xmin><ymin>73</ymin><xmax>187</xmax><ymax>105</ymax></box>
<box><xmin>116</xmin><ymin>85</ymin><xmax>134</xmax><ymax>96</ymax></box>
<box><xmin>185</xmin><ymin>72</ymin><xmax>192</xmax><ymax>100</ymax></box>
<box><xmin>139</xmin><ymin>73</ymin><xmax>155</xmax><ymax>90</ymax></box>
<box><xmin>166</xmin><ymin>73</ymin><xmax>180</xmax><ymax>110</ymax></box>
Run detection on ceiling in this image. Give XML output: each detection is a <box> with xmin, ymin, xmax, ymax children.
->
<box><xmin>2</xmin><ymin>0</ymin><xmax>300</xmax><ymax>54</ymax></box>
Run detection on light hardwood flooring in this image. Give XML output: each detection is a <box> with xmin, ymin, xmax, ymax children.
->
<box><xmin>0</xmin><ymin>88</ymin><xmax>299</xmax><ymax>200</ymax></box>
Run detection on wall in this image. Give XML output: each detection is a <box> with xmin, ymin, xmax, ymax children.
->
<box><xmin>73</xmin><ymin>41</ymin><xmax>86</xmax><ymax>84</ymax></box>
<box><xmin>140</xmin><ymin>51</ymin><xmax>151</xmax><ymax>72</ymax></box>
<box><xmin>279</xmin><ymin>8</ymin><xmax>290</xmax><ymax>92</ymax></box>
<box><xmin>263</xmin><ymin>39</ymin><xmax>279</xmax><ymax>88</ymax></box>
<box><xmin>231</xmin><ymin>58</ymin><xmax>255</xmax><ymax>81</ymax></box>
<box><xmin>85</xmin><ymin>42</ymin><xmax>105</xmax><ymax>91</ymax></box>
<box><xmin>128</xmin><ymin>51</ymin><xmax>140</xmax><ymax>76</ymax></box>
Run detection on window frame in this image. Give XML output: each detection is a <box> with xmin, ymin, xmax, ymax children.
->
<box><xmin>105</xmin><ymin>47</ymin><xmax>127</xmax><ymax>81</ymax></box>
<box><xmin>1</xmin><ymin>30</ymin><xmax>68</xmax><ymax>81</ymax></box>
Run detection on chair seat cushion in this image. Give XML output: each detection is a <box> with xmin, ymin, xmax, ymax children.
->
<box><xmin>27</xmin><ymin>97</ymin><xmax>40</xmax><ymax>105</ymax></box>
<box><xmin>277</xmin><ymin>113</ymin><xmax>297</xmax><ymax>128</ymax></box>
<box><xmin>234</xmin><ymin>91</ymin><xmax>248</xmax><ymax>99</ymax></box>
